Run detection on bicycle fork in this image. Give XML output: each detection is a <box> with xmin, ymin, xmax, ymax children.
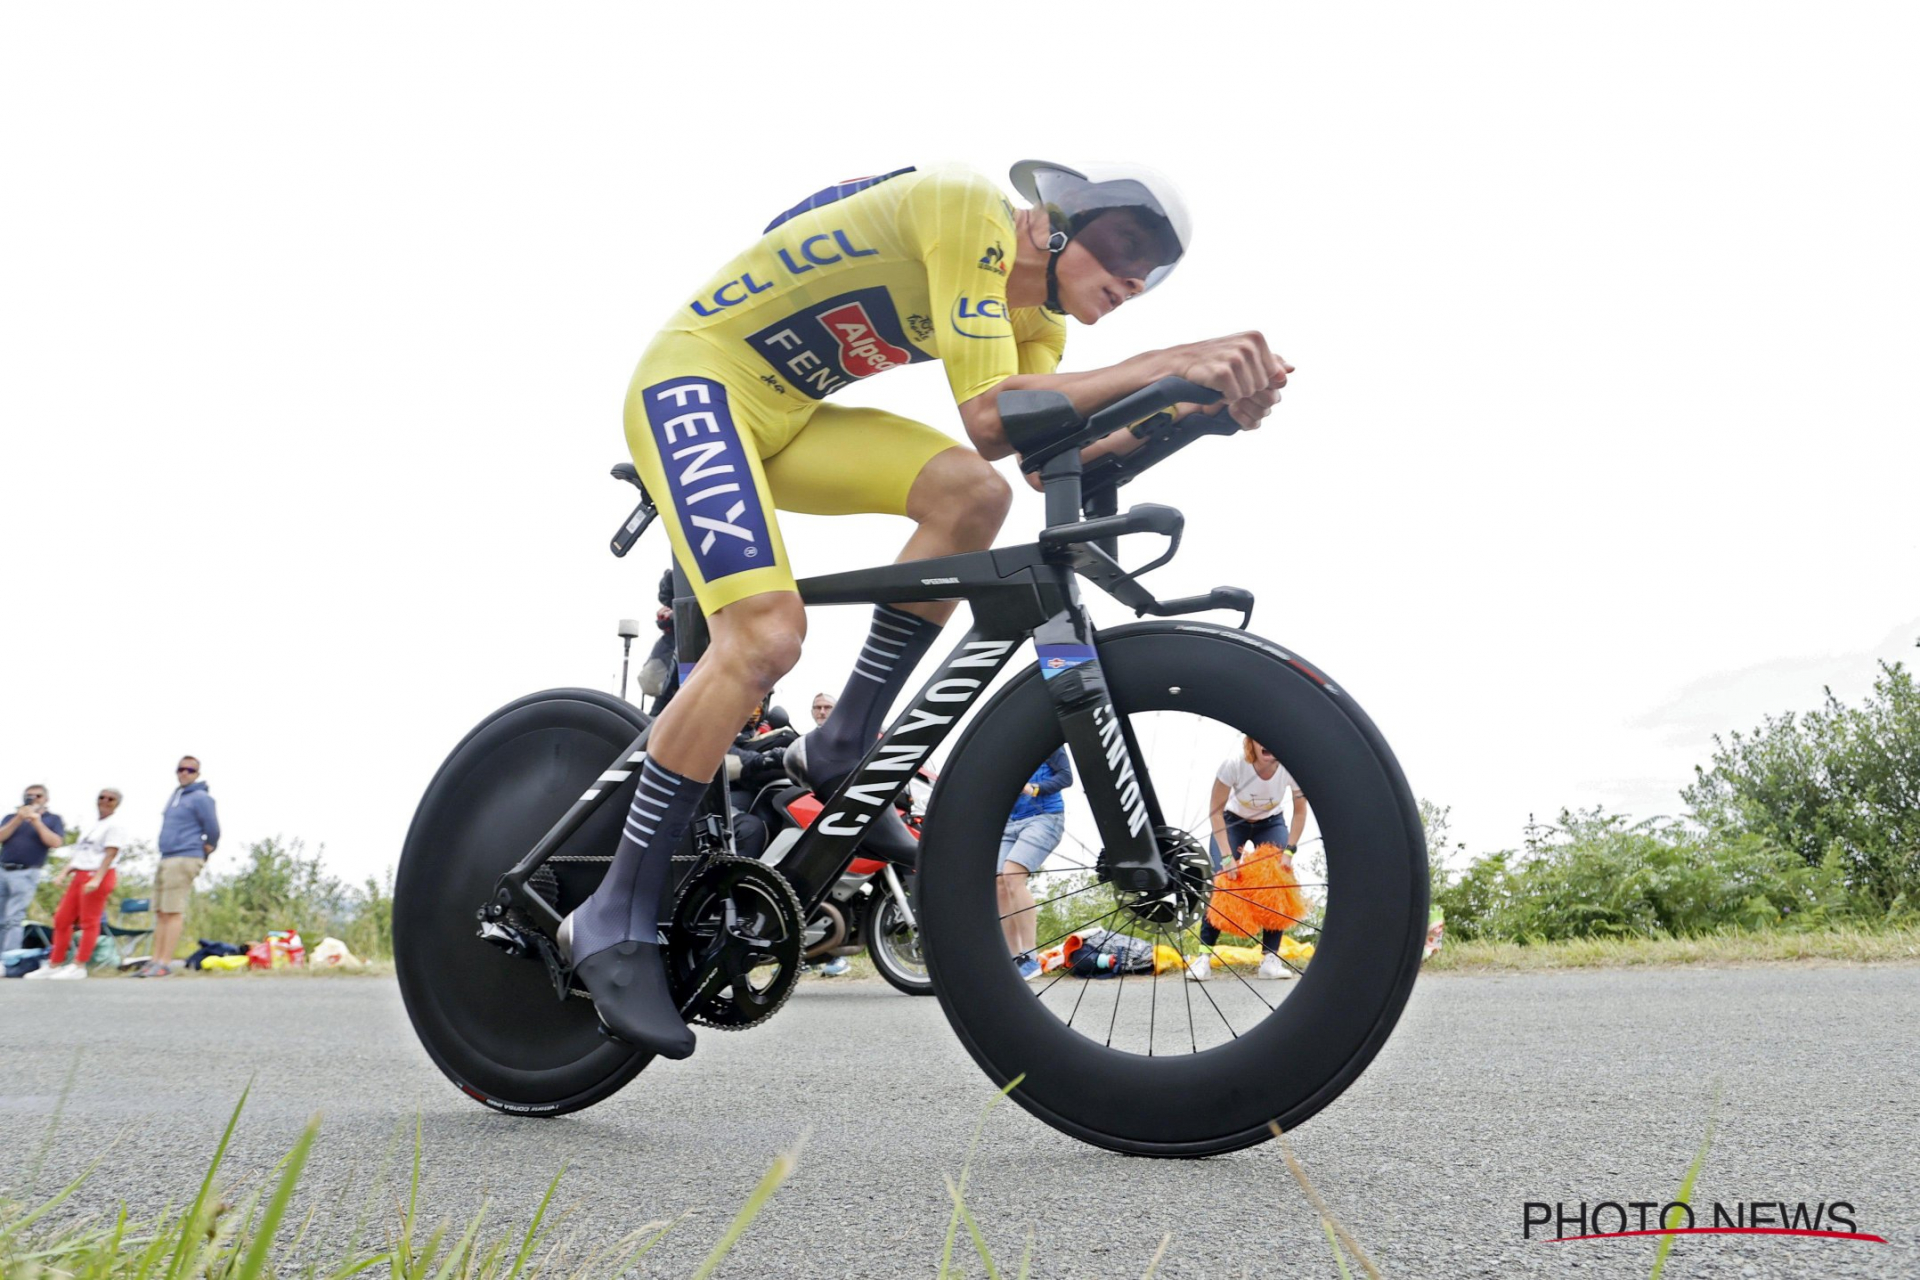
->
<box><xmin>1032</xmin><ymin>607</ymin><xmax>1170</xmax><ymax>895</ymax></box>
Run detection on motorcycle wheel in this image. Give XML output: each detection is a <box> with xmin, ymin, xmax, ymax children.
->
<box><xmin>865</xmin><ymin>875</ymin><xmax>932</xmax><ymax>996</ymax></box>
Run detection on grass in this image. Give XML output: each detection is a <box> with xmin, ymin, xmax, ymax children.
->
<box><xmin>2</xmin><ymin>1082</ymin><xmax>1380</xmax><ymax>1279</ymax></box>
<box><xmin>1425</xmin><ymin>923</ymin><xmax>1920</xmax><ymax>972</ymax></box>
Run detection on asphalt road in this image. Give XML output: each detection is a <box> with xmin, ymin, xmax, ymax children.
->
<box><xmin>3</xmin><ymin>966</ymin><xmax>1916</xmax><ymax>1278</ymax></box>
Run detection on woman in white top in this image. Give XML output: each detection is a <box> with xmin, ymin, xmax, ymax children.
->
<box><xmin>38</xmin><ymin>788</ymin><xmax>130</xmax><ymax>978</ymax></box>
<box><xmin>1190</xmin><ymin>738</ymin><xmax>1309</xmax><ymax>982</ymax></box>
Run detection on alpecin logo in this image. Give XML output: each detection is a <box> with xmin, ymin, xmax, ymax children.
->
<box><xmin>819</xmin><ymin>300</ymin><xmax>911</xmax><ymax>376</ymax></box>
<box><xmin>1523</xmin><ymin>1198</ymin><xmax>1885</xmax><ymax>1248</ymax></box>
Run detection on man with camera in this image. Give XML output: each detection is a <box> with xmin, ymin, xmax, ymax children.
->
<box><xmin>1</xmin><ymin>784</ymin><xmax>67</xmax><ymax>956</ymax></box>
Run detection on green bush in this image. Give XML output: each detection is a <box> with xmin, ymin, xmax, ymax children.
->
<box><xmin>188</xmin><ymin>837</ymin><xmax>393</xmax><ymax>959</ymax></box>
<box><xmin>1684</xmin><ymin>661</ymin><xmax>1920</xmax><ymax>910</ymax></box>
<box><xmin>1434</xmin><ymin>808</ymin><xmax>1876</xmax><ymax>943</ymax></box>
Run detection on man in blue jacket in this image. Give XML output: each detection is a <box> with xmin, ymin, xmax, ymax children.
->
<box><xmin>144</xmin><ymin>756</ymin><xmax>220</xmax><ymax>977</ymax></box>
<box><xmin>997</xmin><ymin>747</ymin><xmax>1073</xmax><ymax>979</ymax></box>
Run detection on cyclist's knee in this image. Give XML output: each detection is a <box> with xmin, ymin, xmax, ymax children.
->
<box><xmin>915</xmin><ymin>452</ymin><xmax>1011</xmax><ymax>547</ymax></box>
<box><xmin>709</xmin><ymin>592</ymin><xmax>806</xmax><ymax>688</ymax></box>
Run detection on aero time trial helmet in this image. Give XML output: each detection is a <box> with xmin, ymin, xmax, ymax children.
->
<box><xmin>1009</xmin><ymin>160</ymin><xmax>1192</xmax><ymax>313</ymax></box>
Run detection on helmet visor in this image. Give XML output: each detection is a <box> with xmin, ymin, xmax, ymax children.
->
<box><xmin>1032</xmin><ymin>172</ymin><xmax>1185</xmax><ymax>290</ymax></box>
<box><xmin>1072</xmin><ymin>207</ymin><xmax>1183</xmax><ymax>290</ymax></box>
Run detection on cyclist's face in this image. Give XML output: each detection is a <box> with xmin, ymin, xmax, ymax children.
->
<box><xmin>1054</xmin><ymin>211</ymin><xmax>1163</xmax><ymax>324</ymax></box>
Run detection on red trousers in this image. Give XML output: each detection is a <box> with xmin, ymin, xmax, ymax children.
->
<box><xmin>50</xmin><ymin>868</ymin><xmax>117</xmax><ymax>966</ymax></box>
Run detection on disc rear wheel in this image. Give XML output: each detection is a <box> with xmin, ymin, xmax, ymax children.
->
<box><xmin>395</xmin><ymin>688</ymin><xmax>651</xmax><ymax>1115</ymax></box>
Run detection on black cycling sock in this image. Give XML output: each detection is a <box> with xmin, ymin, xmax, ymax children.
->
<box><xmin>804</xmin><ymin>605</ymin><xmax>941</xmax><ymax>792</ymax></box>
<box><xmin>566</xmin><ymin>757</ymin><xmax>704</xmax><ymax>1059</ymax></box>
<box><xmin>571</xmin><ymin>758</ymin><xmax>703</xmax><ymax>958</ymax></box>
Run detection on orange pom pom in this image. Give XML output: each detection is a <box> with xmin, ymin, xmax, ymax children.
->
<box><xmin>1205</xmin><ymin>843</ymin><xmax>1309</xmax><ymax>938</ymax></box>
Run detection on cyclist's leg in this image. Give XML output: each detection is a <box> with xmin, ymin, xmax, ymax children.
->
<box><xmin>765</xmin><ymin>406</ymin><xmax>1012</xmax><ymax>791</ymax></box>
<box><xmin>565</xmin><ymin>353</ymin><xmax>805</xmax><ymax>1057</ymax></box>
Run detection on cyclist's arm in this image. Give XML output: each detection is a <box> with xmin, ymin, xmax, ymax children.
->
<box><xmin>957</xmin><ymin>351</ymin><xmax>1194</xmax><ymax>461</ymax></box>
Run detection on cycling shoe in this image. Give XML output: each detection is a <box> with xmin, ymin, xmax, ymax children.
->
<box><xmin>559</xmin><ymin>915</ymin><xmax>695</xmax><ymax>1059</ymax></box>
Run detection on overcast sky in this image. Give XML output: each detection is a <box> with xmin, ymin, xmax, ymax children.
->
<box><xmin>4</xmin><ymin>4</ymin><xmax>1915</xmax><ymax>881</ymax></box>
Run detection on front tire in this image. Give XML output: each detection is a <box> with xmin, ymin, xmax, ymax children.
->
<box><xmin>918</xmin><ymin>623</ymin><xmax>1427</xmax><ymax>1156</ymax></box>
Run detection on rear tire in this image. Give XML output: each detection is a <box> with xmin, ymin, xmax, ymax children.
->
<box><xmin>918</xmin><ymin>623</ymin><xmax>1427</xmax><ymax>1156</ymax></box>
<box><xmin>395</xmin><ymin>688</ymin><xmax>651</xmax><ymax>1115</ymax></box>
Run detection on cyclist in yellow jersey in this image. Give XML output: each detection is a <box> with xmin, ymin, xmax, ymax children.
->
<box><xmin>562</xmin><ymin>161</ymin><xmax>1294</xmax><ymax>1055</ymax></box>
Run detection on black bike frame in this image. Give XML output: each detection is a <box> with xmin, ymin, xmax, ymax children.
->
<box><xmin>491</xmin><ymin>377</ymin><xmax>1253</xmax><ymax>935</ymax></box>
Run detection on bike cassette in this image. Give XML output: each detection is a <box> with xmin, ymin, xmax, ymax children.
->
<box><xmin>1113</xmin><ymin>827</ymin><xmax>1214</xmax><ymax>931</ymax></box>
<box><xmin>666</xmin><ymin>856</ymin><xmax>804</xmax><ymax>1031</ymax></box>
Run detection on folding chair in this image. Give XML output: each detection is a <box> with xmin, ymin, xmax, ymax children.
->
<box><xmin>100</xmin><ymin>896</ymin><xmax>154</xmax><ymax>971</ymax></box>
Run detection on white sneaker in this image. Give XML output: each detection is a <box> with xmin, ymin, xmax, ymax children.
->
<box><xmin>1184</xmin><ymin>955</ymin><xmax>1212</xmax><ymax>982</ymax></box>
<box><xmin>49</xmin><ymin>963</ymin><xmax>87</xmax><ymax>980</ymax></box>
<box><xmin>1258</xmin><ymin>953</ymin><xmax>1294</xmax><ymax>981</ymax></box>
<box><xmin>22</xmin><ymin>963</ymin><xmax>54</xmax><ymax>980</ymax></box>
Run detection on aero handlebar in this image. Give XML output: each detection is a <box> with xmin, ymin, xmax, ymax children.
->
<box><xmin>999</xmin><ymin>375</ymin><xmax>1223</xmax><ymax>471</ymax></box>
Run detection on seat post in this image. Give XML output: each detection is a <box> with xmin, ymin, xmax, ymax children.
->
<box><xmin>1039</xmin><ymin>450</ymin><xmax>1085</xmax><ymax>529</ymax></box>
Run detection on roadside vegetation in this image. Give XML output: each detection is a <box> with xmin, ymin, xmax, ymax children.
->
<box><xmin>1429</xmin><ymin>662</ymin><xmax>1920</xmax><ymax>956</ymax></box>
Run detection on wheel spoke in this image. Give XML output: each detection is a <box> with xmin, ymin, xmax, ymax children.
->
<box><xmin>1147</xmin><ymin>923</ymin><xmax>1161</xmax><ymax>1056</ymax></box>
<box><xmin>1000</xmin><ymin>873</ymin><xmax>1120</xmax><ymax>924</ymax></box>
<box><xmin>1105</xmin><ymin>941</ymin><xmax>1129</xmax><ymax>1048</ymax></box>
<box><xmin>1190</xmin><ymin>933</ymin><xmax>1279</xmax><ymax>1013</ymax></box>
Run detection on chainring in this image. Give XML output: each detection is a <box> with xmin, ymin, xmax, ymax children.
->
<box><xmin>666</xmin><ymin>856</ymin><xmax>804</xmax><ymax>1031</ymax></box>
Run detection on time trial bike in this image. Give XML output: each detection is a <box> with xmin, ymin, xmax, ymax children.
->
<box><xmin>394</xmin><ymin>376</ymin><xmax>1428</xmax><ymax>1156</ymax></box>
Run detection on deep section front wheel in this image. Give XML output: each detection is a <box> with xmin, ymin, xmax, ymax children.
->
<box><xmin>395</xmin><ymin>688</ymin><xmax>649</xmax><ymax>1115</ymax></box>
<box><xmin>918</xmin><ymin>622</ymin><xmax>1427</xmax><ymax>1156</ymax></box>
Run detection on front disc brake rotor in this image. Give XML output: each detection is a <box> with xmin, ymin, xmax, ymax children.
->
<box><xmin>666</xmin><ymin>856</ymin><xmax>804</xmax><ymax>1031</ymax></box>
<box><xmin>1113</xmin><ymin>826</ymin><xmax>1213</xmax><ymax>931</ymax></box>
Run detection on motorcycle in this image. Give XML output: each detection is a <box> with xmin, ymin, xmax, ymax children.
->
<box><xmin>730</xmin><ymin>713</ymin><xmax>933</xmax><ymax>997</ymax></box>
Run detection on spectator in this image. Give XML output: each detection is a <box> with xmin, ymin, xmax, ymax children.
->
<box><xmin>637</xmin><ymin>568</ymin><xmax>678</xmax><ymax>714</ymax></box>
<box><xmin>997</xmin><ymin>747</ymin><xmax>1073</xmax><ymax>979</ymax></box>
<box><xmin>143</xmin><ymin>756</ymin><xmax>219</xmax><ymax>977</ymax></box>
<box><xmin>809</xmin><ymin>692</ymin><xmax>836</xmax><ymax>727</ymax></box>
<box><xmin>34</xmin><ymin>787</ymin><xmax>129</xmax><ymax>979</ymax></box>
<box><xmin>1189</xmin><ymin>737</ymin><xmax>1308</xmax><ymax>983</ymax></box>
<box><xmin>1</xmin><ymin>784</ymin><xmax>66</xmax><ymax>956</ymax></box>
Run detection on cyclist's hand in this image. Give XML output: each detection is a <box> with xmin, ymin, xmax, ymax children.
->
<box><xmin>1199</xmin><ymin>381</ymin><xmax>1287</xmax><ymax>432</ymax></box>
<box><xmin>1174</xmin><ymin>332</ymin><xmax>1292</xmax><ymax>405</ymax></box>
